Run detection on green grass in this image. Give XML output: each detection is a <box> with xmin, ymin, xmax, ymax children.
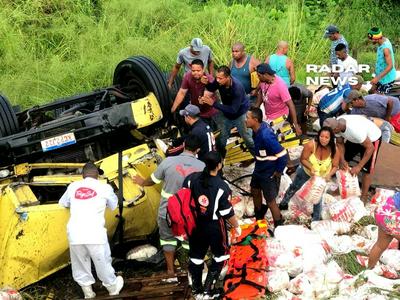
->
<box><xmin>333</xmin><ymin>251</ymin><xmax>366</xmax><ymax>275</ymax></box>
<box><xmin>0</xmin><ymin>0</ymin><xmax>399</xmax><ymax>108</ymax></box>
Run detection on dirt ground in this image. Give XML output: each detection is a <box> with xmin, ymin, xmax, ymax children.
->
<box><xmin>19</xmin><ymin>245</ymin><xmax>187</xmax><ymax>300</ymax></box>
<box><xmin>20</xmin><ymin>262</ymin><xmax>169</xmax><ymax>299</ymax></box>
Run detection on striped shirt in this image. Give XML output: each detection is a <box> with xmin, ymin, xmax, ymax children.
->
<box><xmin>319</xmin><ymin>83</ymin><xmax>351</xmax><ymax>114</ymax></box>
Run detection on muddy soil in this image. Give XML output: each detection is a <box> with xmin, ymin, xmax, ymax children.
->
<box><xmin>20</xmin><ymin>240</ymin><xmax>175</xmax><ymax>300</ymax></box>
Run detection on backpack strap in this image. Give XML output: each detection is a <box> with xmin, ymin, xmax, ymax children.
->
<box><xmin>165</xmin><ymin>209</ymin><xmax>172</xmax><ymax>227</ymax></box>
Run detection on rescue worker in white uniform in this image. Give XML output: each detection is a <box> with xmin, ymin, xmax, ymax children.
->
<box><xmin>59</xmin><ymin>162</ymin><xmax>124</xmax><ymax>299</ymax></box>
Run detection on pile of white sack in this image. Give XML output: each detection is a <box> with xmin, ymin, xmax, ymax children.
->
<box><xmin>225</xmin><ymin>165</ymin><xmax>400</xmax><ymax>299</ymax></box>
<box><xmin>0</xmin><ymin>287</ymin><xmax>22</xmax><ymax>300</ymax></box>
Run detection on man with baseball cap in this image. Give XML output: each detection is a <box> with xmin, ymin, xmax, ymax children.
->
<box><xmin>318</xmin><ymin>72</ymin><xmax>367</xmax><ymax>128</ymax></box>
<box><xmin>324</xmin><ymin>25</ymin><xmax>348</xmax><ymax>67</ymax></box>
<box><xmin>368</xmin><ymin>27</ymin><xmax>396</xmax><ymax>94</ymax></box>
<box><xmin>179</xmin><ymin>103</ymin><xmax>201</xmax><ymax>117</ymax></box>
<box><xmin>338</xmin><ymin>74</ymin><xmax>365</xmax><ymax>114</ymax></box>
<box><xmin>323</xmin><ymin>115</ymin><xmax>381</xmax><ymax>202</ymax></box>
<box><xmin>254</xmin><ymin>63</ymin><xmax>302</xmax><ymax>135</ymax></box>
<box><xmin>349</xmin><ymin>75</ymin><xmax>367</xmax><ymax>95</ymax></box>
<box><xmin>180</xmin><ymin>104</ymin><xmax>215</xmax><ymax>161</ymax></box>
<box><xmin>345</xmin><ymin>90</ymin><xmax>399</xmax><ymax>143</ymax></box>
<box><xmin>168</xmin><ymin>38</ymin><xmax>214</xmax><ymax>89</ymax></box>
<box><xmin>346</xmin><ymin>90</ymin><xmax>400</xmax><ymax>121</ymax></box>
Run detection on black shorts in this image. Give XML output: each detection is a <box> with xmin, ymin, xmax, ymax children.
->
<box><xmin>250</xmin><ymin>174</ymin><xmax>280</xmax><ymax>202</ymax></box>
<box><xmin>344</xmin><ymin>140</ymin><xmax>381</xmax><ymax>174</ymax></box>
<box><xmin>376</xmin><ymin>81</ymin><xmax>394</xmax><ymax>94</ymax></box>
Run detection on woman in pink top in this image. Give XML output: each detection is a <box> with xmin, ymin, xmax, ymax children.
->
<box><xmin>368</xmin><ymin>192</ymin><xmax>400</xmax><ymax>269</ymax></box>
<box><xmin>254</xmin><ymin>63</ymin><xmax>302</xmax><ymax>135</ymax></box>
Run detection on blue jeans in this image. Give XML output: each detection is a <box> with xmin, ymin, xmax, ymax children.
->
<box><xmin>380</xmin><ymin>120</ymin><xmax>393</xmax><ymax>143</ymax></box>
<box><xmin>280</xmin><ymin>166</ymin><xmax>322</xmax><ymax>221</ymax></box>
<box><xmin>215</xmin><ymin>112</ymin><xmax>255</xmax><ymax>157</ymax></box>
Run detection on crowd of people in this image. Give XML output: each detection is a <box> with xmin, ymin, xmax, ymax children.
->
<box><xmin>59</xmin><ymin>25</ymin><xmax>399</xmax><ymax>299</ymax></box>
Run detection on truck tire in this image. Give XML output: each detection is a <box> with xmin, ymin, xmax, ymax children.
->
<box><xmin>162</xmin><ymin>72</ymin><xmax>191</xmax><ymax>129</ymax></box>
<box><xmin>162</xmin><ymin>72</ymin><xmax>182</xmax><ymax>101</ymax></box>
<box><xmin>113</xmin><ymin>56</ymin><xmax>171</xmax><ymax>121</ymax></box>
<box><xmin>0</xmin><ymin>95</ymin><xmax>19</xmax><ymax>137</ymax></box>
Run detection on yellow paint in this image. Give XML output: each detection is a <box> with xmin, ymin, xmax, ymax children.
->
<box><xmin>279</xmin><ymin>132</ymin><xmax>297</xmax><ymax>142</ymax></box>
<box><xmin>14</xmin><ymin>163</ymin><xmax>30</xmax><ymax>176</ymax></box>
<box><xmin>250</xmin><ymin>71</ymin><xmax>260</xmax><ymax>89</ymax></box>
<box><xmin>30</xmin><ymin>163</ymin><xmax>85</xmax><ymax>169</ymax></box>
<box><xmin>281</xmin><ymin>138</ymin><xmax>309</xmax><ymax>149</ymax></box>
<box><xmin>225</xmin><ymin>138</ymin><xmax>245</xmax><ymax>150</ymax></box>
<box><xmin>3</xmin><ymin>163</ymin><xmax>86</xmax><ymax>184</ymax></box>
<box><xmin>269</xmin><ymin>116</ymin><xmax>286</xmax><ymax>126</ymax></box>
<box><xmin>391</xmin><ymin>132</ymin><xmax>400</xmax><ymax>146</ymax></box>
<box><xmin>31</xmin><ymin>175</ymin><xmax>84</xmax><ymax>185</ymax></box>
<box><xmin>131</xmin><ymin>92</ymin><xmax>163</xmax><ymax>129</ymax></box>
<box><xmin>0</xmin><ymin>144</ymin><xmax>162</xmax><ymax>289</ymax></box>
<box><xmin>97</xmin><ymin>144</ymin><xmax>151</xmax><ymax>180</ymax></box>
<box><xmin>278</xmin><ymin>124</ymin><xmax>292</xmax><ymax>134</ymax></box>
<box><xmin>226</xmin><ymin>145</ymin><xmax>247</xmax><ymax>157</ymax></box>
<box><xmin>224</xmin><ymin>153</ymin><xmax>254</xmax><ymax>165</ymax></box>
<box><xmin>225</xmin><ymin>150</ymin><xmax>252</xmax><ymax>162</ymax></box>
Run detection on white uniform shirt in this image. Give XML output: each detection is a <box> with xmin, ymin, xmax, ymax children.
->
<box><xmin>337</xmin><ymin>115</ymin><xmax>381</xmax><ymax>144</ymax></box>
<box><xmin>59</xmin><ymin>177</ymin><xmax>118</xmax><ymax>245</ymax></box>
<box><xmin>337</xmin><ymin>55</ymin><xmax>358</xmax><ymax>82</ymax></box>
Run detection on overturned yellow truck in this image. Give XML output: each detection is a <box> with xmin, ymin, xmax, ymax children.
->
<box><xmin>0</xmin><ymin>57</ymin><xmax>175</xmax><ymax>289</ymax></box>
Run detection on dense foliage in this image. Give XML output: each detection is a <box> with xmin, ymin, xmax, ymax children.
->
<box><xmin>0</xmin><ymin>0</ymin><xmax>399</xmax><ymax>107</ymax></box>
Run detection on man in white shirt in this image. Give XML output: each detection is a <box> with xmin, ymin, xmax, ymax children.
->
<box><xmin>335</xmin><ymin>43</ymin><xmax>358</xmax><ymax>84</ymax></box>
<box><xmin>323</xmin><ymin>116</ymin><xmax>381</xmax><ymax>202</ymax></box>
<box><xmin>59</xmin><ymin>162</ymin><xmax>123</xmax><ymax>299</ymax></box>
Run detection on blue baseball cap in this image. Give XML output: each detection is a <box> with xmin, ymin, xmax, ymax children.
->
<box><xmin>179</xmin><ymin>104</ymin><xmax>200</xmax><ymax>117</ymax></box>
<box><xmin>324</xmin><ymin>25</ymin><xmax>339</xmax><ymax>38</ymax></box>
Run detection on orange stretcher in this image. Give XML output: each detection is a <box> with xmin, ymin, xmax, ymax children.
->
<box><xmin>224</xmin><ymin>220</ymin><xmax>269</xmax><ymax>300</ymax></box>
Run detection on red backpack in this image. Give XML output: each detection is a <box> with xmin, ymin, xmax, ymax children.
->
<box><xmin>166</xmin><ymin>188</ymin><xmax>197</xmax><ymax>240</ymax></box>
<box><xmin>390</xmin><ymin>112</ymin><xmax>400</xmax><ymax>133</ymax></box>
